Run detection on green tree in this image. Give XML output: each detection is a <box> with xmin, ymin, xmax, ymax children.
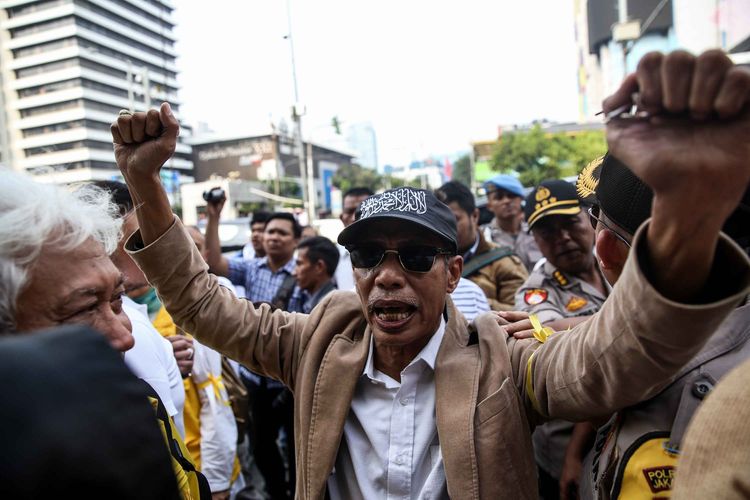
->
<box><xmin>490</xmin><ymin>125</ymin><xmax>607</xmax><ymax>186</ymax></box>
<box><xmin>261</xmin><ymin>178</ymin><xmax>302</xmax><ymax>198</ymax></box>
<box><xmin>561</xmin><ymin>130</ymin><xmax>608</xmax><ymax>176</ymax></box>
<box><xmin>452</xmin><ymin>154</ymin><xmax>472</xmax><ymax>186</ymax></box>
<box><xmin>332</xmin><ymin>163</ymin><xmax>384</xmax><ymax>193</ymax></box>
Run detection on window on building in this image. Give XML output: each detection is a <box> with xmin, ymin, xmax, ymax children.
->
<box><xmin>19</xmin><ymin>99</ymin><xmax>82</xmax><ymax>118</ymax></box>
<box><xmin>10</xmin><ymin>16</ymin><xmax>74</xmax><ymax>38</ymax></box>
<box><xmin>13</xmin><ymin>38</ymin><xmax>77</xmax><ymax>58</ymax></box>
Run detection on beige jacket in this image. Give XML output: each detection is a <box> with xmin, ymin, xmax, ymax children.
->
<box><xmin>128</xmin><ymin>219</ymin><xmax>750</xmax><ymax>500</ymax></box>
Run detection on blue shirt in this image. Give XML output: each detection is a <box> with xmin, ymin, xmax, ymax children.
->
<box><xmin>288</xmin><ymin>280</ymin><xmax>337</xmax><ymax>314</ymax></box>
<box><xmin>227</xmin><ymin>255</ymin><xmax>296</xmax><ymax>303</ymax></box>
<box><xmin>228</xmin><ymin>255</ymin><xmax>295</xmax><ymax>389</ymax></box>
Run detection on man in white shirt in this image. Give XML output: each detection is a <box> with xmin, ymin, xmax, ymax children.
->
<box><xmin>450</xmin><ymin>278</ymin><xmax>490</xmax><ymax>322</ymax></box>
<box><xmin>123</xmin><ymin>296</ymin><xmax>186</xmax><ymax>436</ymax></box>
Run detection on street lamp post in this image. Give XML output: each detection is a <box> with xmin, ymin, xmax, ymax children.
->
<box><xmin>292</xmin><ymin>104</ymin><xmax>311</xmax><ymax>222</ymax></box>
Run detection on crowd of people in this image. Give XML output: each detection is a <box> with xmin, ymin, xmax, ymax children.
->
<box><xmin>1</xmin><ymin>48</ymin><xmax>749</xmax><ymax>500</ymax></box>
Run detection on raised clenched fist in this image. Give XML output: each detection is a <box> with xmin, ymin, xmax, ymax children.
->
<box><xmin>603</xmin><ymin>49</ymin><xmax>750</xmax><ymax>224</ymax></box>
<box><xmin>111</xmin><ymin>102</ymin><xmax>180</xmax><ymax>183</ymax></box>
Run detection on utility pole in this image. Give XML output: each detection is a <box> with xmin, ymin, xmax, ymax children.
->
<box><xmin>285</xmin><ymin>0</ymin><xmax>315</xmax><ymax>223</ymax></box>
<box><xmin>272</xmin><ymin>130</ymin><xmax>281</xmax><ymax>199</ymax></box>
<box><xmin>469</xmin><ymin>143</ymin><xmax>476</xmax><ymax>193</ymax></box>
<box><xmin>291</xmin><ymin>104</ymin><xmax>309</xmax><ymax>220</ymax></box>
<box><xmin>306</xmin><ymin>138</ymin><xmax>316</xmax><ymax>218</ymax></box>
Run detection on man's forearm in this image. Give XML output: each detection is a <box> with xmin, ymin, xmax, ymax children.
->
<box><xmin>646</xmin><ymin>196</ymin><xmax>724</xmax><ymax>303</ymax></box>
<box><xmin>126</xmin><ymin>171</ymin><xmax>174</xmax><ymax>246</ymax></box>
<box><xmin>205</xmin><ymin>214</ymin><xmax>229</xmax><ymax>277</ymax></box>
<box><xmin>565</xmin><ymin>422</ymin><xmax>597</xmax><ymax>461</ymax></box>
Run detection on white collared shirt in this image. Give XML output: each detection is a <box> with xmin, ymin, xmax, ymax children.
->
<box><xmin>334</xmin><ymin>244</ymin><xmax>356</xmax><ymax>291</ymax></box>
<box><xmin>463</xmin><ymin>233</ymin><xmax>481</xmax><ymax>262</ymax></box>
<box><xmin>327</xmin><ymin>318</ymin><xmax>448</xmax><ymax>500</ymax></box>
<box><xmin>122</xmin><ymin>296</ymin><xmax>186</xmax><ymax>436</ymax></box>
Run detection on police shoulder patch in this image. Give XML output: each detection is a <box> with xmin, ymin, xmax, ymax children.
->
<box><xmin>524</xmin><ymin>288</ymin><xmax>548</xmax><ymax>306</ymax></box>
<box><xmin>642</xmin><ymin>466</ymin><xmax>675</xmax><ymax>494</ymax></box>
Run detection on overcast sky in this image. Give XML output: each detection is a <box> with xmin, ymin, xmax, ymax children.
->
<box><xmin>173</xmin><ymin>0</ymin><xmax>580</xmax><ymax>166</ymax></box>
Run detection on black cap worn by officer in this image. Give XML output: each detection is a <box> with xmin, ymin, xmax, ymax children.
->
<box><xmin>338</xmin><ymin>187</ymin><xmax>458</xmax><ymax>254</ymax></box>
<box><xmin>524</xmin><ymin>179</ymin><xmax>583</xmax><ymax>231</ymax></box>
<box><xmin>576</xmin><ymin>153</ymin><xmax>652</xmax><ymax>238</ymax></box>
<box><xmin>577</xmin><ymin>152</ymin><xmax>750</xmax><ymax>249</ymax></box>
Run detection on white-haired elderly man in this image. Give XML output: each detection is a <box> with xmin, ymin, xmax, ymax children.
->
<box><xmin>113</xmin><ymin>50</ymin><xmax>750</xmax><ymax>499</ymax></box>
<box><xmin>0</xmin><ymin>168</ymin><xmax>209</xmax><ymax>500</ymax></box>
<box><xmin>0</xmin><ymin>171</ymin><xmax>131</xmax><ymax>342</ymax></box>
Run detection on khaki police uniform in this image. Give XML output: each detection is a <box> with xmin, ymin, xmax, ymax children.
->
<box><xmin>482</xmin><ymin>219</ymin><xmax>543</xmax><ymax>272</ymax></box>
<box><xmin>582</xmin><ymin>304</ymin><xmax>750</xmax><ymax>499</ymax></box>
<box><xmin>514</xmin><ymin>260</ymin><xmax>610</xmax><ymax>481</ymax></box>
<box><xmin>514</xmin><ymin>260</ymin><xmax>609</xmax><ymax>324</ymax></box>
<box><xmin>465</xmin><ymin>230</ymin><xmax>528</xmax><ymax>311</ymax></box>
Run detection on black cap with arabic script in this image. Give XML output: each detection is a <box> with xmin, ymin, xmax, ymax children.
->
<box><xmin>337</xmin><ymin>187</ymin><xmax>458</xmax><ymax>253</ymax></box>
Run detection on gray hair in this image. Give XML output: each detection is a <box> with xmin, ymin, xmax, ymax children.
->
<box><xmin>0</xmin><ymin>168</ymin><xmax>123</xmax><ymax>332</ymax></box>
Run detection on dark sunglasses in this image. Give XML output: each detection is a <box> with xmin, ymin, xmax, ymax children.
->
<box><xmin>587</xmin><ymin>206</ymin><xmax>631</xmax><ymax>248</ymax></box>
<box><xmin>348</xmin><ymin>244</ymin><xmax>454</xmax><ymax>273</ymax></box>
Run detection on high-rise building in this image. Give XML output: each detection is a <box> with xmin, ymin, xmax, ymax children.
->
<box><xmin>345</xmin><ymin>121</ymin><xmax>378</xmax><ymax>172</ymax></box>
<box><xmin>0</xmin><ymin>0</ymin><xmax>192</xmax><ymax>185</ymax></box>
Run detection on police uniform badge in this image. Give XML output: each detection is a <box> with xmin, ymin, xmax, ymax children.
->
<box><xmin>553</xmin><ymin>270</ymin><xmax>569</xmax><ymax>286</ymax></box>
<box><xmin>615</xmin><ymin>435</ymin><xmax>678</xmax><ymax>498</ymax></box>
<box><xmin>566</xmin><ymin>296</ymin><xmax>588</xmax><ymax>312</ymax></box>
<box><xmin>524</xmin><ymin>288</ymin><xmax>548</xmax><ymax>306</ymax></box>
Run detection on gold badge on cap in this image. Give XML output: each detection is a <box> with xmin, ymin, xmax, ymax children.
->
<box><xmin>576</xmin><ymin>155</ymin><xmax>604</xmax><ymax>200</ymax></box>
<box><xmin>535</xmin><ymin>186</ymin><xmax>551</xmax><ymax>202</ymax></box>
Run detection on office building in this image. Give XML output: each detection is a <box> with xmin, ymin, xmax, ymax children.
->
<box><xmin>0</xmin><ymin>0</ymin><xmax>192</xmax><ymax>185</ymax></box>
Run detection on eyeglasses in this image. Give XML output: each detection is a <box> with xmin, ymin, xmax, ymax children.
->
<box><xmin>348</xmin><ymin>244</ymin><xmax>454</xmax><ymax>273</ymax></box>
<box><xmin>587</xmin><ymin>206</ymin><xmax>631</xmax><ymax>248</ymax></box>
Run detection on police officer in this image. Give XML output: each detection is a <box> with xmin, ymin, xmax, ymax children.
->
<box><xmin>482</xmin><ymin>174</ymin><xmax>543</xmax><ymax>271</ymax></box>
<box><xmin>514</xmin><ymin>179</ymin><xmax>609</xmax><ymax>323</ymax></box>
<box><xmin>576</xmin><ymin>153</ymin><xmax>750</xmax><ymax>500</ymax></box>
<box><xmin>514</xmin><ymin>178</ymin><xmax>610</xmax><ymax>500</ymax></box>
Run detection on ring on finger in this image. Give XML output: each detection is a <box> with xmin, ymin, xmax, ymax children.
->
<box><xmin>118</xmin><ymin>109</ymin><xmax>133</xmax><ymax>116</ymax></box>
<box><xmin>186</xmin><ymin>347</ymin><xmax>194</xmax><ymax>360</ymax></box>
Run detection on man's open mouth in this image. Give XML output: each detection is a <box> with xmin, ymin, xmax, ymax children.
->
<box><xmin>369</xmin><ymin>300</ymin><xmax>418</xmax><ymax>330</ymax></box>
<box><xmin>374</xmin><ymin>305</ymin><xmax>415</xmax><ymax>322</ymax></box>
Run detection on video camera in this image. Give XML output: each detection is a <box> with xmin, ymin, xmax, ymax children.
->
<box><xmin>202</xmin><ymin>187</ymin><xmax>225</xmax><ymax>204</ymax></box>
